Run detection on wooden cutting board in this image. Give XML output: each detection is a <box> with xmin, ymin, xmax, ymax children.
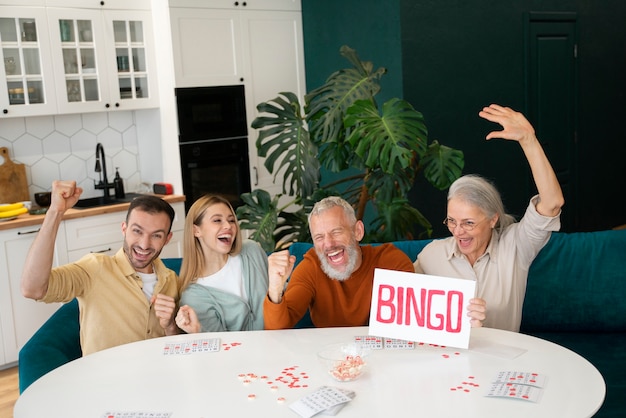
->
<box><xmin>0</xmin><ymin>147</ymin><xmax>29</xmax><ymax>204</ymax></box>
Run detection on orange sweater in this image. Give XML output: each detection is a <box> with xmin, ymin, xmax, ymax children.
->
<box><xmin>264</xmin><ymin>244</ymin><xmax>414</xmax><ymax>329</ymax></box>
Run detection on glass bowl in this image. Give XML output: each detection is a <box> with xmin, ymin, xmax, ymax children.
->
<box><xmin>317</xmin><ymin>342</ymin><xmax>370</xmax><ymax>382</ymax></box>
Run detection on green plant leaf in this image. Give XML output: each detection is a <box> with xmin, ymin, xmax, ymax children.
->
<box><xmin>365</xmin><ymin>165</ymin><xmax>416</xmax><ymax>203</ymax></box>
<box><xmin>345</xmin><ymin>98</ymin><xmax>428</xmax><ymax>174</ymax></box>
<box><xmin>274</xmin><ymin>209</ymin><xmax>311</xmax><ymax>249</ymax></box>
<box><xmin>368</xmin><ymin>198</ymin><xmax>433</xmax><ymax>242</ymax></box>
<box><xmin>236</xmin><ymin>190</ymin><xmax>280</xmax><ymax>252</ymax></box>
<box><xmin>421</xmin><ymin>140</ymin><xmax>465</xmax><ymax>190</ymax></box>
<box><xmin>305</xmin><ymin>46</ymin><xmax>386</xmax><ymax>161</ymax></box>
<box><xmin>252</xmin><ymin>92</ymin><xmax>320</xmax><ymax>197</ymax></box>
<box><xmin>239</xmin><ymin>45</ymin><xmax>465</xmax><ymax>248</ymax></box>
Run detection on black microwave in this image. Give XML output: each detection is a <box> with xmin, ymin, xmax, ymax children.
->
<box><xmin>175</xmin><ymin>85</ymin><xmax>248</xmax><ymax>143</ymax></box>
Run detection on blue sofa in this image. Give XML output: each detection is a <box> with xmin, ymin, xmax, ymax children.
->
<box><xmin>18</xmin><ymin>230</ymin><xmax>626</xmax><ymax>417</ymax></box>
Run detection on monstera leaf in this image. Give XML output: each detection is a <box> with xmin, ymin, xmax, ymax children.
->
<box><xmin>364</xmin><ymin>165</ymin><xmax>417</xmax><ymax>204</ymax></box>
<box><xmin>305</xmin><ymin>46</ymin><xmax>386</xmax><ymax>163</ymax></box>
<box><xmin>345</xmin><ymin>98</ymin><xmax>428</xmax><ymax>173</ymax></box>
<box><xmin>253</xmin><ymin>92</ymin><xmax>320</xmax><ymax>198</ymax></box>
<box><xmin>241</xmin><ymin>45</ymin><xmax>465</xmax><ymax>247</ymax></box>
<box><xmin>274</xmin><ymin>209</ymin><xmax>311</xmax><ymax>249</ymax></box>
<box><xmin>420</xmin><ymin>140</ymin><xmax>465</xmax><ymax>190</ymax></box>
<box><xmin>236</xmin><ymin>189</ymin><xmax>280</xmax><ymax>252</ymax></box>
<box><xmin>368</xmin><ymin>198</ymin><xmax>433</xmax><ymax>242</ymax></box>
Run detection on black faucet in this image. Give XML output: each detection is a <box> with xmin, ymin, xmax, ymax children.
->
<box><xmin>94</xmin><ymin>143</ymin><xmax>115</xmax><ymax>199</ymax></box>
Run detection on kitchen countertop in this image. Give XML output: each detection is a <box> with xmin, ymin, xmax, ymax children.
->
<box><xmin>0</xmin><ymin>194</ymin><xmax>186</xmax><ymax>231</ymax></box>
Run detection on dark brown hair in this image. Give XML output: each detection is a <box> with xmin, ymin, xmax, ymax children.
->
<box><xmin>126</xmin><ymin>195</ymin><xmax>176</xmax><ymax>234</ymax></box>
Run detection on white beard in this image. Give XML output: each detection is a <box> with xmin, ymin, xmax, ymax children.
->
<box><xmin>316</xmin><ymin>244</ymin><xmax>359</xmax><ymax>281</ymax></box>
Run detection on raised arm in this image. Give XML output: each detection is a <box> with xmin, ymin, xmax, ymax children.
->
<box><xmin>267</xmin><ymin>249</ymin><xmax>296</xmax><ymax>303</ymax></box>
<box><xmin>20</xmin><ymin>180</ymin><xmax>82</xmax><ymax>300</ymax></box>
<box><xmin>478</xmin><ymin>104</ymin><xmax>564</xmax><ymax>216</ymax></box>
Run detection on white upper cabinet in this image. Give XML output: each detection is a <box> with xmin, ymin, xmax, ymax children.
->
<box><xmin>169</xmin><ymin>0</ymin><xmax>301</xmax><ymax>12</ymax></box>
<box><xmin>44</xmin><ymin>0</ymin><xmax>151</xmax><ymax>9</ymax></box>
<box><xmin>0</xmin><ymin>7</ymin><xmax>57</xmax><ymax>117</ymax></box>
<box><xmin>0</xmin><ymin>1</ymin><xmax>159</xmax><ymax>117</ymax></box>
<box><xmin>47</xmin><ymin>7</ymin><xmax>158</xmax><ymax>113</ymax></box>
<box><xmin>169</xmin><ymin>1</ymin><xmax>305</xmax><ymax>194</ymax></box>
<box><xmin>170</xmin><ymin>7</ymin><xmax>243</xmax><ymax>88</ymax></box>
<box><xmin>241</xmin><ymin>10</ymin><xmax>306</xmax><ymax>194</ymax></box>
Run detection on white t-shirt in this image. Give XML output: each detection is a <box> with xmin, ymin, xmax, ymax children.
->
<box><xmin>137</xmin><ymin>271</ymin><xmax>158</xmax><ymax>301</ymax></box>
<box><xmin>197</xmin><ymin>255</ymin><xmax>247</xmax><ymax>300</ymax></box>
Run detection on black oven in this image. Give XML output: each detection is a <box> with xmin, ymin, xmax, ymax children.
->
<box><xmin>176</xmin><ymin>85</ymin><xmax>248</xmax><ymax>143</ymax></box>
<box><xmin>176</xmin><ymin>85</ymin><xmax>251</xmax><ymax>212</ymax></box>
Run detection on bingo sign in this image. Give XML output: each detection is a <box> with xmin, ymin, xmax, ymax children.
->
<box><xmin>368</xmin><ymin>269</ymin><xmax>476</xmax><ymax>349</ymax></box>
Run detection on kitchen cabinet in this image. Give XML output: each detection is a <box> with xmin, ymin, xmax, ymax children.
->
<box><xmin>46</xmin><ymin>6</ymin><xmax>159</xmax><ymax>113</ymax></box>
<box><xmin>0</xmin><ymin>6</ymin><xmax>57</xmax><ymax>117</ymax></box>
<box><xmin>168</xmin><ymin>0</ymin><xmax>301</xmax><ymax>11</ymax></box>
<box><xmin>0</xmin><ymin>200</ymin><xmax>184</xmax><ymax>367</ymax></box>
<box><xmin>0</xmin><ymin>223</ymin><xmax>67</xmax><ymax>366</ymax></box>
<box><xmin>169</xmin><ymin>0</ymin><xmax>306</xmax><ymax>196</ymax></box>
<box><xmin>0</xmin><ymin>0</ymin><xmax>158</xmax><ymax>118</ymax></box>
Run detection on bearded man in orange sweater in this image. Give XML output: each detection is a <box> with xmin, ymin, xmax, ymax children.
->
<box><xmin>264</xmin><ymin>196</ymin><xmax>486</xmax><ymax>329</ymax></box>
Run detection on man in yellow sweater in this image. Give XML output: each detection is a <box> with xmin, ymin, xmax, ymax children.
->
<box><xmin>21</xmin><ymin>180</ymin><xmax>180</xmax><ymax>355</ymax></box>
<box><xmin>264</xmin><ymin>196</ymin><xmax>419</xmax><ymax>329</ymax></box>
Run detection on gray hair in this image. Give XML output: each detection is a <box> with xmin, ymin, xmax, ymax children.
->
<box><xmin>448</xmin><ymin>174</ymin><xmax>516</xmax><ymax>233</ymax></box>
<box><xmin>308</xmin><ymin>196</ymin><xmax>357</xmax><ymax>225</ymax></box>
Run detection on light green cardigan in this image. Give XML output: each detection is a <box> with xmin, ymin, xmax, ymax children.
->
<box><xmin>180</xmin><ymin>240</ymin><xmax>269</xmax><ymax>331</ymax></box>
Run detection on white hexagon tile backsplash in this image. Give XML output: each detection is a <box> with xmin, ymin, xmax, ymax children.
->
<box><xmin>0</xmin><ymin>111</ymin><xmax>142</xmax><ymax>202</ymax></box>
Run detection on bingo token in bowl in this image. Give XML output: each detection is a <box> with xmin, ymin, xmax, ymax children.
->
<box><xmin>317</xmin><ymin>342</ymin><xmax>370</xmax><ymax>382</ymax></box>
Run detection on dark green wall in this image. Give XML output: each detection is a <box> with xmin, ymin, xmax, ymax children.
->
<box><xmin>301</xmin><ymin>0</ymin><xmax>402</xmax><ymax>100</ymax></box>
<box><xmin>301</xmin><ymin>0</ymin><xmax>626</xmax><ymax>236</ymax></box>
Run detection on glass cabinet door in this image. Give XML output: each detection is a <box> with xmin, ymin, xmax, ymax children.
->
<box><xmin>47</xmin><ymin>8</ymin><xmax>111</xmax><ymax>114</ymax></box>
<box><xmin>48</xmin><ymin>8</ymin><xmax>157</xmax><ymax>113</ymax></box>
<box><xmin>104</xmin><ymin>9</ymin><xmax>158</xmax><ymax>109</ymax></box>
<box><xmin>113</xmin><ymin>19</ymin><xmax>149</xmax><ymax>101</ymax></box>
<box><xmin>0</xmin><ymin>8</ymin><xmax>56</xmax><ymax>117</ymax></box>
<box><xmin>58</xmin><ymin>17</ymin><xmax>101</xmax><ymax>104</ymax></box>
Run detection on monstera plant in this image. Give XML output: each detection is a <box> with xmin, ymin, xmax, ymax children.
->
<box><xmin>236</xmin><ymin>46</ymin><xmax>464</xmax><ymax>252</ymax></box>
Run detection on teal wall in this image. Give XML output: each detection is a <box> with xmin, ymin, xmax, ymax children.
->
<box><xmin>301</xmin><ymin>0</ymin><xmax>626</xmax><ymax>236</ymax></box>
<box><xmin>301</xmin><ymin>0</ymin><xmax>404</xmax><ymax>228</ymax></box>
<box><xmin>301</xmin><ymin>0</ymin><xmax>402</xmax><ymax>100</ymax></box>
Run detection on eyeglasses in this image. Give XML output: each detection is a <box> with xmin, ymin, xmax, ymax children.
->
<box><xmin>443</xmin><ymin>217</ymin><xmax>488</xmax><ymax>231</ymax></box>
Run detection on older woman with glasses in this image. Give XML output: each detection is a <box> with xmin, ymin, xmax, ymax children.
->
<box><xmin>414</xmin><ymin>104</ymin><xmax>564</xmax><ymax>332</ymax></box>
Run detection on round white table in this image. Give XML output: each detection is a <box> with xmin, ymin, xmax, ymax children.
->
<box><xmin>14</xmin><ymin>327</ymin><xmax>605</xmax><ymax>417</ymax></box>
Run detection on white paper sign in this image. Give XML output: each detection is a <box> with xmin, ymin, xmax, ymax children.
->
<box><xmin>368</xmin><ymin>268</ymin><xmax>476</xmax><ymax>349</ymax></box>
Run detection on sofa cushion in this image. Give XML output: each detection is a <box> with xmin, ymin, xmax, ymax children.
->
<box><xmin>528</xmin><ymin>331</ymin><xmax>626</xmax><ymax>417</ymax></box>
<box><xmin>521</xmin><ymin>229</ymin><xmax>626</xmax><ymax>333</ymax></box>
<box><xmin>162</xmin><ymin>257</ymin><xmax>182</xmax><ymax>275</ymax></box>
<box><xmin>18</xmin><ymin>298</ymin><xmax>81</xmax><ymax>393</ymax></box>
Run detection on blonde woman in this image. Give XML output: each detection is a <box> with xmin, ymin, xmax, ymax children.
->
<box><xmin>175</xmin><ymin>195</ymin><xmax>268</xmax><ymax>332</ymax></box>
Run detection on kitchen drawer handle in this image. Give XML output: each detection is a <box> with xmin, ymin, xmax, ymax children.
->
<box><xmin>18</xmin><ymin>228</ymin><xmax>41</xmax><ymax>235</ymax></box>
<box><xmin>91</xmin><ymin>247</ymin><xmax>112</xmax><ymax>254</ymax></box>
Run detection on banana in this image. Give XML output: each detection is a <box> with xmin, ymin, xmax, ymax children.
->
<box><xmin>0</xmin><ymin>206</ymin><xmax>28</xmax><ymax>218</ymax></box>
<box><xmin>0</xmin><ymin>202</ymin><xmax>24</xmax><ymax>212</ymax></box>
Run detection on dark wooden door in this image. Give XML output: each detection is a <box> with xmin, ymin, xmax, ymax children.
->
<box><xmin>526</xmin><ymin>13</ymin><xmax>578</xmax><ymax>231</ymax></box>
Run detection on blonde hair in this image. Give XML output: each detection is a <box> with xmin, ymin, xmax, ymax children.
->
<box><xmin>178</xmin><ymin>195</ymin><xmax>243</xmax><ymax>292</ymax></box>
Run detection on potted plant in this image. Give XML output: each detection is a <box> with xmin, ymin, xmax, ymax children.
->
<box><xmin>236</xmin><ymin>46</ymin><xmax>464</xmax><ymax>252</ymax></box>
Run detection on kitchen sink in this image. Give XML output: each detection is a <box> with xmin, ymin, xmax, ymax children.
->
<box><xmin>73</xmin><ymin>193</ymin><xmax>145</xmax><ymax>209</ymax></box>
